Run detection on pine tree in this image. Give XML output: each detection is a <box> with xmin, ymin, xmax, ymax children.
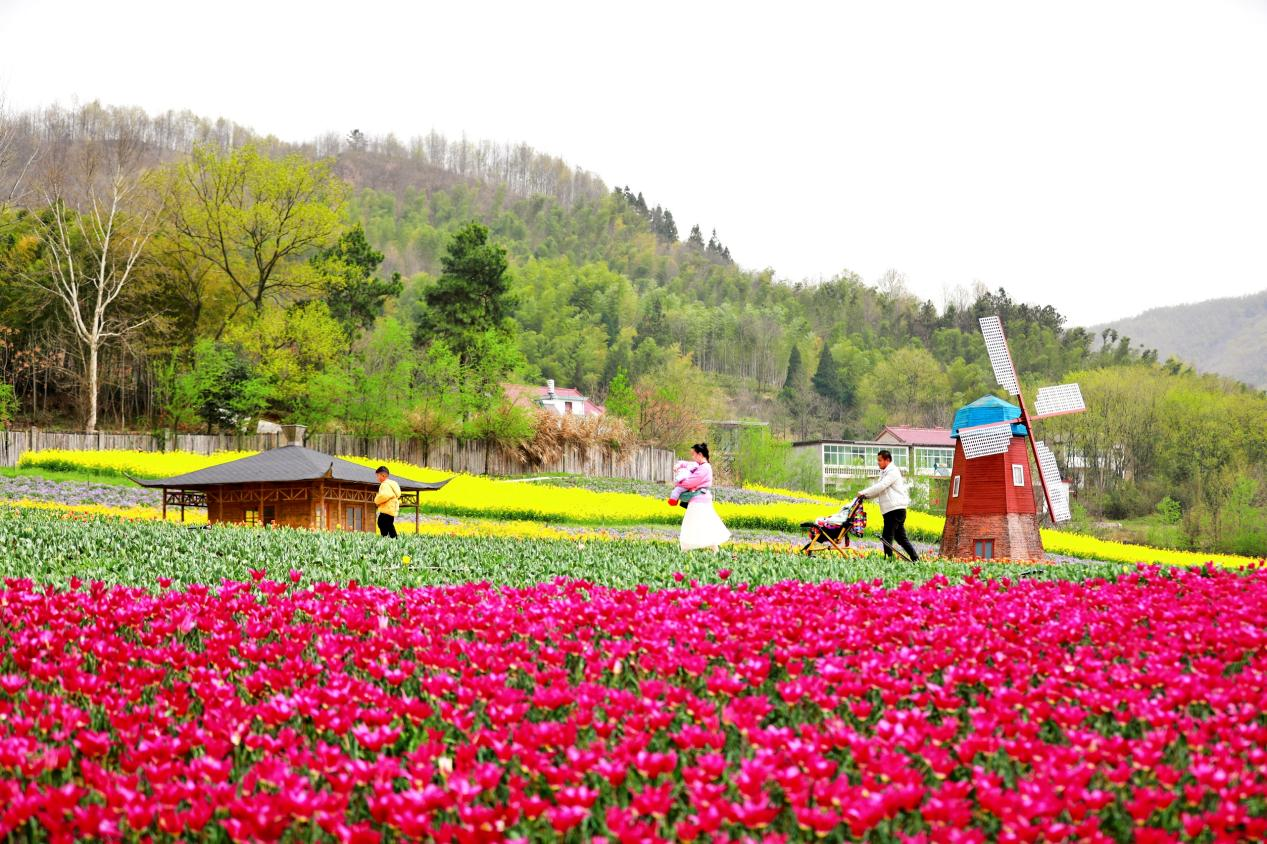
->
<box><xmin>417</xmin><ymin>221</ymin><xmax>515</xmax><ymax>364</ymax></box>
<box><xmin>812</xmin><ymin>344</ymin><xmax>843</xmax><ymax>404</ymax></box>
<box><xmin>781</xmin><ymin>345</ymin><xmax>804</xmax><ymax>405</ymax></box>
<box><xmin>687</xmin><ymin>224</ymin><xmax>704</xmax><ymax>249</ymax></box>
<box><xmin>312</xmin><ymin>225</ymin><xmax>404</xmax><ymax>333</ymax></box>
<box><xmin>661</xmin><ymin>210</ymin><xmax>678</xmax><ymax>242</ymax></box>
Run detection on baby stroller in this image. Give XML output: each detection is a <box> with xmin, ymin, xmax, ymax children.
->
<box><xmin>799</xmin><ymin>496</ymin><xmax>867</xmax><ymax>556</ymax></box>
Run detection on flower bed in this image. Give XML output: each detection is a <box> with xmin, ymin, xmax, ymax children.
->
<box><xmin>0</xmin><ymin>508</ymin><xmax>1119</xmax><ymax>590</ymax></box>
<box><xmin>0</xmin><ymin>474</ymin><xmax>159</xmax><ymax>508</ymax></box>
<box><xmin>1</xmin><ymin>565</ymin><xmax>1265</xmax><ymax>840</ymax></box>
<box><xmin>17</xmin><ymin>450</ymin><xmax>1262</xmax><ymax>568</ymax></box>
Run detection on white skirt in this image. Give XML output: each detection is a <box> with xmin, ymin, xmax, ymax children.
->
<box><xmin>679</xmin><ymin>496</ymin><xmax>731</xmax><ymax>551</ymax></box>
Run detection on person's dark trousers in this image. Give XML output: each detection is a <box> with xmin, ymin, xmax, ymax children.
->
<box><xmin>881</xmin><ymin>508</ymin><xmax>919</xmax><ymax>560</ymax></box>
<box><xmin>377</xmin><ymin>513</ymin><xmax>397</xmax><ymax>538</ymax></box>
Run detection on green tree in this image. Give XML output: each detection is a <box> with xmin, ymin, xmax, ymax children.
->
<box><xmin>781</xmin><ymin>345</ymin><xmax>805</xmax><ymax>405</ymax></box>
<box><xmin>781</xmin><ymin>344</ymin><xmax>816</xmax><ymax>438</ymax></box>
<box><xmin>686</xmin><ymin>224</ymin><xmax>704</xmax><ymax>249</ymax></box>
<box><xmin>861</xmin><ymin>345</ymin><xmax>952</xmax><ymax>430</ymax></box>
<box><xmin>604</xmin><ymin>369</ymin><xmax>638</xmax><ymax>421</ymax></box>
<box><xmin>227</xmin><ymin>302</ymin><xmax>351</xmax><ymax>430</ymax></box>
<box><xmin>312</xmin><ymin>225</ymin><xmax>403</xmax><ymax>333</ymax></box>
<box><xmin>158</xmin><ymin>143</ymin><xmax>348</xmax><ymax>330</ymax></box>
<box><xmin>464</xmin><ymin>400</ymin><xmax>536</xmax><ymax>450</ymax></box>
<box><xmin>417</xmin><ymin>221</ymin><xmax>515</xmax><ymax>364</ymax></box>
<box><xmin>1160</xmin><ymin>385</ymin><xmax>1246</xmax><ymax>545</ymax></box>
<box><xmin>180</xmin><ymin>339</ymin><xmax>271</xmax><ymax>434</ymax></box>
<box><xmin>829</xmin><ymin>337</ymin><xmax>870</xmax><ymax>418</ymax></box>
<box><xmin>152</xmin><ymin>351</ymin><xmax>201</xmax><ymax>433</ymax></box>
<box><xmin>407</xmin><ymin>341</ymin><xmax>466</xmax><ymax>462</ymax></box>
<box><xmin>342</xmin><ymin>317</ymin><xmax>415</xmax><ymax>439</ymax></box>
<box><xmin>811</xmin><ymin>344</ymin><xmax>843</xmax><ymax>405</ymax></box>
<box><xmin>729</xmin><ymin>427</ymin><xmax>822</xmax><ymax>493</ymax></box>
<box><xmin>0</xmin><ymin>383</ymin><xmax>17</xmax><ymax>429</ymax></box>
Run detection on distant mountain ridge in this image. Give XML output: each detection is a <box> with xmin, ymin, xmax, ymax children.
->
<box><xmin>1090</xmin><ymin>290</ymin><xmax>1267</xmax><ymax>389</ymax></box>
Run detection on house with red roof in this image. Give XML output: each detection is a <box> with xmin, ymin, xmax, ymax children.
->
<box><xmin>875</xmin><ymin>426</ymin><xmax>956</xmax><ymax>478</ymax></box>
<box><xmin>503</xmin><ymin>380</ymin><xmax>605</xmax><ymax>417</ymax></box>
<box><xmin>792</xmin><ymin>425</ymin><xmax>956</xmax><ymax>493</ymax></box>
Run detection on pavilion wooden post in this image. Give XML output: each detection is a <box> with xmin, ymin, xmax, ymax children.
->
<box><xmin>162</xmin><ymin>487</ymin><xmax>167</xmax><ymax>521</ymax></box>
<box><xmin>180</xmin><ymin>489</ymin><xmax>185</xmax><ymax>523</ymax></box>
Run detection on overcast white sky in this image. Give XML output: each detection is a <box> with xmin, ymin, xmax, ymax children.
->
<box><xmin>2</xmin><ymin>0</ymin><xmax>1265</xmax><ymax>327</ymax></box>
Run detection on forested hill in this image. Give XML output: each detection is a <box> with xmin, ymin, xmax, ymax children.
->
<box><xmin>335</xmin><ymin>136</ymin><xmax>1146</xmax><ymax>437</ymax></box>
<box><xmin>1090</xmin><ymin>290</ymin><xmax>1267</xmax><ymax>389</ymax></box>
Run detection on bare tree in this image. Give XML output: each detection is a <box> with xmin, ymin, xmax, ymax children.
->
<box><xmin>0</xmin><ymin>97</ymin><xmax>40</xmax><ymax>214</ymax></box>
<box><xmin>26</xmin><ymin>134</ymin><xmax>159</xmax><ymax>432</ymax></box>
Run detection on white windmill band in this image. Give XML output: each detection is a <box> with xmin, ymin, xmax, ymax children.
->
<box><xmin>1034</xmin><ymin>440</ymin><xmax>1072</xmax><ymax>522</ymax></box>
<box><xmin>959</xmin><ymin>421</ymin><xmax>1015</xmax><ymax>459</ymax></box>
<box><xmin>1047</xmin><ymin>484</ymin><xmax>1072</xmax><ymax>523</ymax></box>
<box><xmin>1034</xmin><ymin>383</ymin><xmax>1086</xmax><ymax>418</ymax></box>
<box><xmin>1034</xmin><ymin>440</ymin><xmax>1061</xmax><ymax>486</ymax></box>
<box><xmin>979</xmin><ymin>316</ymin><xmax>1020</xmax><ymax>396</ymax></box>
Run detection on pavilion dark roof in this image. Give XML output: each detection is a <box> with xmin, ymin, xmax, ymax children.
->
<box><xmin>131</xmin><ymin>445</ymin><xmax>449</xmax><ymax>491</ymax></box>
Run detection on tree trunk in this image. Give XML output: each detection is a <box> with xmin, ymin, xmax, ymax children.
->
<box><xmin>86</xmin><ymin>341</ymin><xmax>99</xmax><ymax>433</ymax></box>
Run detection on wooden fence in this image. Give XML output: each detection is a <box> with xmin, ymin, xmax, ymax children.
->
<box><xmin>0</xmin><ymin>429</ymin><xmax>676</xmax><ymax>482</ymax></box>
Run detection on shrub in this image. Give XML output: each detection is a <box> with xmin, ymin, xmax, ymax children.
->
<box><xmin>0</xmin><ymin>383</ymin><xmax>17</xmax><ymax>429</ymax></box>
<box><xmin>1155</xmin><ymin>495</ymin><xmax>1182</xmax><ymax>525</ymax></box>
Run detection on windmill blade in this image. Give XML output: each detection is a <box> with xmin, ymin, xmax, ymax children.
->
<box><xmin>959</xmin><ymin>421</ymin><xmax>1015</xmax><ymax>459</ymax></box>
<box><xmin>1034</xmin><ymin>383</ymin><xmax>1086</xmax><ymax>419</ymax></box>
<box><xmin>979</xmin><ymin>316</ymin><xmax>1020</xmax><ymax>396</ymax></box>
<box><xmin>1047</xmin><ymin>484</ymin><xmax>1072</xmax><ymax>524</ymax></box>
<box><xmin>1034</xmin><ymin>440</ymin><xmax>1073</xmax><ymax>523</ymax></box>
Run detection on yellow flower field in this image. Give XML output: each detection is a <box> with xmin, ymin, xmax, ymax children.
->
<box><xmin>17</xmin><ymin>449</ymin><xmax>254</xmax><ymax>479</ymax></box>
<box><xmin>16</xmin><ymin>449</ymin><xmax>1262</xmax><ymax>569</ymax></box>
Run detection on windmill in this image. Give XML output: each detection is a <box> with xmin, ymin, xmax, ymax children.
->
<box><xmin>939</xmin><ymin>315</ymin><xmax>1086</xmax><ymax>560</ymax></box>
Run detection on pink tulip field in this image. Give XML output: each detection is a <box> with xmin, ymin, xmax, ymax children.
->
<box><xmin>2</xmin><ymin>560</ymin><xmax>1266</xmax><ymax>842</ymax></box>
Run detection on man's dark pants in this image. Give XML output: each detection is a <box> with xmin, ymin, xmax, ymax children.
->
<box><xmin>377</xmin><ymin>513</ymin><xmax>397</xmax><ymax>538</ymax></box>
<box><xmin>881</xmin><ymin>508</ymin><xmax>919</xmax><ymax>560</ymax></box>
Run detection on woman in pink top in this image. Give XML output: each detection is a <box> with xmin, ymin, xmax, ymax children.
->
<box><xmin>676</xmin><ymin>442</ymin><xmax>731</xmax><ymax>552</ymax></box>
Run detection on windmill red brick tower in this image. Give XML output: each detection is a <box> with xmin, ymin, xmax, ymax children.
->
<box><xmin>940</xmin><ymin>316</ymin><xmax>1086</xmax><ymax>561</ymax></box>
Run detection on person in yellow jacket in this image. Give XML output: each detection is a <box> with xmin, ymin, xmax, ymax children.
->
<box><xmin>373</xmin><ymin>466</ymin><xmax>401</xmax><ymax>538</ymax></box>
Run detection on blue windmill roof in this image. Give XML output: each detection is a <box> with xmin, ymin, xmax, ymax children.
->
<box><xmin>951</xmin><ymin>395</ymin><xmax>1028</xmax><ymax>438</ymax></box>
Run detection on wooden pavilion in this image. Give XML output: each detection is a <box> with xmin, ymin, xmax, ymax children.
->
<box><xmin>131</xmin><ymin>443</ymin><xmax>450</xmax><ymax>533</ymax></box>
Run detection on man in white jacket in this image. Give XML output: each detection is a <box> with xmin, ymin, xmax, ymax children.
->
<box><xmin>857</xmin><ymin>449</ymin><xmax>919</xmax><ymax>561</ymax></box>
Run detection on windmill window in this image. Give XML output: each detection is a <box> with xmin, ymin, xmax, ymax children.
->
<box><xmin>263</xmin><ymin>505</ymin><xmax>275</xmax><ymax>525</ymax></box>
<box><xmin>244</xmin><ymin>509</ymin><xmax>260</xmax><ymax>526</ymax></box>
<box><xmin>952</xmin><ymin>476</ymin><xmax>961</xmax><ymax>497</ymax></box>
<box><xmin>1012</xmin><ymin>464</ymin><xmax>1025</xmax><ymax>487</ymax></box>
<box><xmin>974</xmin><ymin>539</ymin><xmax>995</xmax><ymax>559</ymax></box>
